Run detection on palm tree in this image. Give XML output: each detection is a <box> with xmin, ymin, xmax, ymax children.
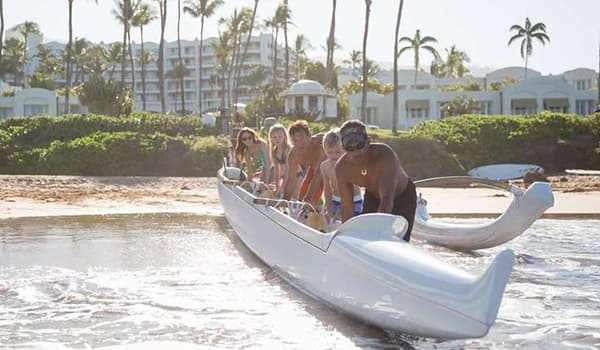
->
<box><xmin>65</xmin><ymin>0</ymin><xmax>98</xmax><ymax>114</ymax></box>
<box><xmin>175</xmin><ymin>0</ymin><xmax>186</xmax><ymax>114</ymax></box>
<box><xmin>106</xmin><ymin>42</ymin><xmax>123</xmax><ymax>80</ymax></box>
<box><xmin>184</xmin><ymin>0</ymin><xmax>224</xmax><ymax>114</ymax></box>
<box><xmin>84</xmin><ymin>45</ymin><xmax>109</xmax><ymax>77</ymax></box>
<box><xmin>0</xmin><ymin>0</ymin><xmax>4</xmax><ymax>61</ymax></box>
<box><xmin>112</xmin><ymin>0</ymin><xmax>138</xmax><ymax>89</ymax></box>
<box><xmin>220</xmin><ymin>8</ymin><xmax>251</xmax><ymax>110</ymax></box>
<box><xmin>132</xmin><ymin>1</ymin><xmax>157</xmax><ymax>111</ymax></box>
<box><xmin>210</xmin><ymin>31</ymin><xmax>231</xmax><ymax>111</ymax></box>
<box><xmin>508</xmin><ymin>17</ymin><xmax>550</xmax><ymax>80</ymax></box>
<box><xmin>166</xmin><ymin>63</ymin><xmax>189</xmax><ymax>113</ymax></box>
<box><xmin>71</xmin><ymin>37</ymin><xmax>90</xmax><ymax>84</ymax></box>
<box><xmin>392</xmin><ymin>0</ymin><xmax>404</xmax><ymax>134</ymax></box>
<box><xmin>325</xmin><ymin>0</ymin><xmax>336</xmax><ymax>88</ymax></box>
<box><xmin>274</xmin><ymin>4</ymin><xmax>291</xmax><ymax>88</ymax></box>
<box><xmin>155</xmin><ymin>0</ymin><xmax>167</xmax><ymax>113</ymax></box>
<box><xmin>12</xmin><ymin>21</ymin><xmax>41</xmax><ymax>82</ymax></box>
<box><xmin>343</xmin><ymin>49</ymin><xmax>361</xmax><ymax>76</ymax></box>
<box><xmin>230</xmin><ymin>3</ymin><xmax>259</xmax><ymax>118</ymax></box>
<box><xmin>360</xmin><ymin>0</ymin><xmax>372</xmax><ymax>122</ymax></box>
<box><xmin>293</xmin><ymin>33</ymin><xmax>311</xmax><ymax>79</ymax></box>
<box><xmin>398</xmin><ymin>29</ymin><xmax>440</xmax><ymax>86</ymax></box>
<box><xmin>283</xmin><ymin>0</ymin><xmax>290</xmax><ymax>86</ymax></box>
<box><xmin>430</xmin><ymin>45</ymin><xmax>470</xmax><ymax>78</ymax></box>
<box><xmin>1</xmin><ymin>38</ymin><xmax>26</xmax><ymax>85</ymax></box>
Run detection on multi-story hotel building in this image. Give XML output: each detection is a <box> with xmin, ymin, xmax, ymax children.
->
<box><xmin>346</xmin><ymin>66</ymin><xmax>599</xmax><ymax>129</ymax></box>
<box><xmin>38</xmin><ymin>33</ymin><xmax>285</xmax><ymax>114</ymax></box>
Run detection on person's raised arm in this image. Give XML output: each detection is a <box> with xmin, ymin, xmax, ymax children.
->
<box><xmin>336</xmin><ymin>161</ymin><xmax>356</xmax><ymax>222</ymax></box>
<box><xmin>260</xmin><ymin>142</ymin><xmax>272</xmax><ymax>184</ymax></box>
<box><xmin>283</xmin><ymin>149</ymin><xmax>298</xmax><ymax>200</ymax></box>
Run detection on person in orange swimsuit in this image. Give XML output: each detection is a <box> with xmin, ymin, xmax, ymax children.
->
<box><xmin>283</xmin><ymin>120</ymin><xmax>327</xmax><ymax>205</ymax></box>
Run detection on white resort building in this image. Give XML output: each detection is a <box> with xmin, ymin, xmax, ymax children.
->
<box><xmin>281</xmin><ymin>80</ymin><xmax>337</xmax><ymax>121</ymax></box>
<box><xmin>41</xmin><ymin>33</ymin><xmax>286</xmax><ymax>114</ymax></box>
<box><xmin>347</xmin><ymin>66</ymin><xmax>599</xmax><ymax>129</ymax></box>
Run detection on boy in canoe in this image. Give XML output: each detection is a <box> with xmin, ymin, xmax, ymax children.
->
<box><xmin>335</xmin><ymin>120</ymin><xmax>416</xmax><ymax>242</ymax></box>
<box><xmin>283</xmin><ymin>120</ymin><xmax>328</xmax><ymax>205</ymax></box>
<box><xmin>320</xmin><ymin>128</ymin><xmax>363</xmax><ymax>221</ymax></box>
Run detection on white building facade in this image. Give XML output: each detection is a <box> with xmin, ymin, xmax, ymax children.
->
<box><xmin>40</xmin><ymin>33</ymin><xmax>286</xmax><ymax>114</ymax></box>
<box><xmin>0</xmin><ymin>87</ymin><xmax>86</xmax><ymax>120</ymax></box>
<box><xmin>347</xmin><ymin>67</ymin><xmax>599</xmax><ymax>129</ymax></box>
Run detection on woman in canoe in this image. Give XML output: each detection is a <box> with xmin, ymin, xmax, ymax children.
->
<box><xmin>268</xmin><ymin>124</ymin><xmax>292</xmax><ymax>195</ymax></box>
<box><xmin>235</xmin><ymin>127</ymin><xmax>272</xmax><ymax>183</ymax></box>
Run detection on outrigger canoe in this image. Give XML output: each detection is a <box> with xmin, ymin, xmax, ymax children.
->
<box><xmin>413</xmin><ymin>177</ymin><xmax>554</xmax><ymax>250</ymax></box>
<box><xmin>218</xmin><ymin>167</ymin><xmax>515</xmax><ymax>339</ymax></box>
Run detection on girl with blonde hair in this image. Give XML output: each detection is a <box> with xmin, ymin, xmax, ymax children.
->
<box><xmin>268</xmin><ymin>124</ymin><xmax>292</xmax><ymax>194</ymax></box>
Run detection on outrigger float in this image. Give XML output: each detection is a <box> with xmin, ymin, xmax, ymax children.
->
<box><xmin>218</xmin><ymin>166</ymin><xmax>515</xmax><ymax>339</ymax></box>
<box><xmin>412</xmin><ymin>176</ymin><xmax>554</xmax><ymax>250</ymax></box>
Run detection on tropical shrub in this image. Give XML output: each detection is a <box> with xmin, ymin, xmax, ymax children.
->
<box><xmin>1</xmin><ymin>132</ymin><xmax>230</xmax><ymax>176</ymax></box>
<box><xmin>78</xmin><ymin>75</ymin><xmax>134</xmax><ymax>116</ymax></box>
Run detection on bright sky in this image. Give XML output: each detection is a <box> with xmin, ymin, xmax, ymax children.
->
<box><xmin>5</xmin><ymin>0</ymin><xmax>600</xmax><ymax>75</ymax></box>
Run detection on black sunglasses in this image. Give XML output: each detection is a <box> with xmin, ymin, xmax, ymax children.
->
<box><xmin>342</xmin><ymin>133</ymin><xmax>367</xmax><ymax>152</ymax></box>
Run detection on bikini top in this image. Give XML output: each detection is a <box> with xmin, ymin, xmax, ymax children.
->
<box><xmin>245</xmin><ymin>145</ymin><xmax>267</xmax><ymax>169</ymax></box>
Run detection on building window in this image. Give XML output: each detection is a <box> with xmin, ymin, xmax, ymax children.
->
<box><xmin>409</xmin><ymin>108</ymin><xmax>427</xmax><ymax>118</ymax></box>
<box><xmin>0</xmin><ymin>108</ymin><xmax>13</xmax><ymax>119</ymax></box>
<box><xmin>24</xmin><ymin>105</ymin><xmax>48</xmax><ymax>116</ymax></box>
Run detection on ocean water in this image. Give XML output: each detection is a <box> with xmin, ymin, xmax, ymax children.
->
<box><xmin>1</xmin><ymin>214</ymin><xmax>599</xmax><ymax>349</ymax></box>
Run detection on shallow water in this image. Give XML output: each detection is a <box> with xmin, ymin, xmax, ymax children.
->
<box><xmin>1</xmin><ymin>214</ymin><xmax>599</xmax><ymax>349</ymax></box>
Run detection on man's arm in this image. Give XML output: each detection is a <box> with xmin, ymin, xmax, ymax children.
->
<box><xmin>283</xmin><ymin>149</ymin><xmax>298</xmax><ymax>200</ymax></box>
<box><xmin>377</xmin><ymin>152</ymin><xmax>399</xmax><ymax>213</ymax></box>
<box><xmin>335</xmin><ymin>161</ymin><xmax>356</xmax><ymax>222</ymax></box>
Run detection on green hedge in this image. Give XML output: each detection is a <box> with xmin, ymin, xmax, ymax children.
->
<box><xmin>375</xmin><ymin>133</ymin><xmax>464</xmax><ymax>179</ymax></box>
<box><xmin>2</xmin><ymin>112</ymin><xmax>599</xmax><ymax>177</ymax></box>
<box><xmin>410</xmin><ymin>112</ymin><xmax>600</xmax><ymax>172</ymax></box>
<box><xmin>0</xmin><ymin>112</ymin><xmax>217</xmax><ymax>153</ymax></box>
<box><xmin>2</xmin><ymin>132</ymin><xmax>229</xmax><ymax>176</ymax></box>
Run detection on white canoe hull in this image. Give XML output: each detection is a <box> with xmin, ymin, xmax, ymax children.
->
<box><xmin>413</xmin><ymin>182</ymin><xmax>554</xmax><ymax>250</ymax></box>
<box><xmin>218</xmin><ymin>167</ymin><xmax>515</xmax><ymax>339</ymax></box>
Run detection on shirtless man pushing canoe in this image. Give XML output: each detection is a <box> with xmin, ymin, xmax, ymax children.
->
<box><xmin>335</xmin><ymin>119</ymin><xmax>417</xmax><ymax>242</ymax></box>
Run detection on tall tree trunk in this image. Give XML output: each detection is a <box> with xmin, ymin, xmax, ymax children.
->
<box><xmin>158</xmin><ymin>0</ymin><xmax>167</xmax><ymax>113</ymax></box>
<box><xmin>360</xmin><ymin>0</ymin><xmax>371</xmax><ymax>122</ymax></box>
<box><xmin>524</xmin><ymin>53</ymin><xmax>528</xmax><ymax>80</ymax></box>
<box><xmin>220</xmin><ymin>70</ymin><xmax>225</xmax><ymax>111</ymax></box>
<box><xmin>226</xmin><ymin>31</ymin><xmax>240</xmax><ymax>112</ymax></box>
<box><xmin>325</xmin><ymin>0</ymin><xmax>336</xmax><ymax>88</ymax></box>
<box><xmin>140</xmin><ymin>26</ymin><xmax>146</xmax><ymax>110</ymax></box>
<box><xmin>120</xmin><ymin>0</ymin><xmax>128</xmax><ymax>86</ymax></box>
<box><xmin>65</xmin><ymin>0</ymin><xmax>73</xmax><ymax>115</ymax></box>
<box><xmin>0</xmin><ymin>0</ymin><xmax>4</xmax><ymax>61</ymax></box>
<box><xmin>128</xmin><ymin>27</ymin><xmax>135</xmax><ymax>93</ymax></box>
<box><xmin>198</xmin><ymin>16</ymin><xmax>205</xmax><ymax>113</ymax></box>
<box><xmin>177</xmin><ymin>0</ymin><xmax>185</xmax><ymax>114</ymax></box>
<box><xmin>272</xmin><ymin>27</ymin><xmax>279</xmax><ymax>92</ymax></box>
<box><xmin>283</xmin><ymin>0</ymin><xmax>289</xmax><ymax>87</ymax></box>
<box><xmin>233</xmin><ymin>0</ymin><xmax>259</xmax><ymax>120</ymax></box>
<box><xmin>392</xmin><ymin>0</ymin><xmax>403</xmax><ymax>135</ymax></box>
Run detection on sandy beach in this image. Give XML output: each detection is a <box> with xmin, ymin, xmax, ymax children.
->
<box><xmin>1</xmin><ymin>174</ymin><xmax>599</xmax><ymax>219</ymax></box>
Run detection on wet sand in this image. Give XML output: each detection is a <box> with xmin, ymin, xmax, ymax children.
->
<box><xmin>1</xmin><ymin>174</ymin><xmax>599</xmax><ymax>219</ymax></box>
